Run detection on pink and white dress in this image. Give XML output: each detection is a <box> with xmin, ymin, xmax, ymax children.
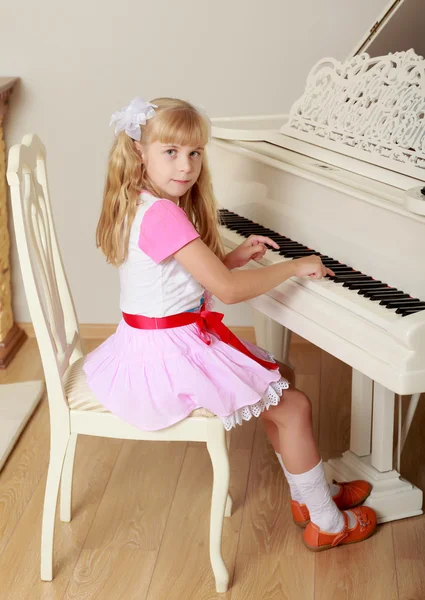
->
<box><xmin>83</xmin><ymin>191</ymin><xmax>288</xmax><ymax>431</ymax></box>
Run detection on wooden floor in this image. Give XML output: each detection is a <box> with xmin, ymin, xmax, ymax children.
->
<box><xmin>1</xmin><ymin>334</ymin><xmax>425</xmax><ymax>600</ymax></box>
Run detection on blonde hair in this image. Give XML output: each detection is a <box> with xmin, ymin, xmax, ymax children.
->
<box><xmin>96</xmin><ymin>97</ymin><xmax>224</xmax><ymax>266</ymax></box>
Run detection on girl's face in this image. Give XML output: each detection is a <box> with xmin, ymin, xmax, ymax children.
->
<box><xmin>138</xmin><ymin>140</ymin><xmax>204</xmax><ymax>202</ymax></box>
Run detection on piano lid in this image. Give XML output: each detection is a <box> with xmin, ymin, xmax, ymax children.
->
<box><xmin>279</xmin><ymin>49</ymin><xmax>425</xmax><ymax>186</ymax></box>
<box><xmin>278</xmin><ymin>0</ymin><xmax>425</xmax><ymax>188</ymax></box>
<box><xmin>350</xmin><ymin>0</ymin><xmax>425</xmax><ymax>60</ymax></box>
<box><xmin>211</xmin><ymin>0</ymin><xmax>425</xmax><ymax>213</ymax></box>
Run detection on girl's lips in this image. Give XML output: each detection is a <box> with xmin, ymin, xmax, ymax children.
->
<box><xmin>173</xmin><ymin>180</ymin><xmax>190</xmax><ymax>184</ymax></box>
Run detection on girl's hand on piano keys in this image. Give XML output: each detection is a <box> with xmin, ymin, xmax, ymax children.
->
<box><xmin>293</xmin><ymin>256</ymin><xmax>335</xmax><ymax>279</ymax></box>
<box><xmin>224</xmin><ymin>235</ymin><xmax>280</xmax><ymax>269</ymax></box>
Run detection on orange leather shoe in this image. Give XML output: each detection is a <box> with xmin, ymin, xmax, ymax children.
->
<box><xmin>303</xmin><ymin>506</ymin><xmax>377</xmax><ymax>552</ymax></box>
<box><xmin>291</xmin><ymin>480</ymin><xmax>372</xmax><ymax>527</ymax></box>
<box><xmin>291</xmin><ymin>500</ymin><xmax>310</xmax><ymax>528</ymax></box>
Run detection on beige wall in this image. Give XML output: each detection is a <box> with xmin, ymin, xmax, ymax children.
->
<box><xmin>1</xmin><ymin>0</ymin><xmax>388</xmax><ymax>325</ymax></box>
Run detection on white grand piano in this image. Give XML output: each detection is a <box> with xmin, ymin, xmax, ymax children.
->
<box><xmin>208</xmin><ymin>0</ymin><xmax>425</xmax><ymax>523</ymax></box>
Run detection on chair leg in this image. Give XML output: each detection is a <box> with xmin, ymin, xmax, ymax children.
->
<box><xmin>225</xmin><ymin>430</ymin><xmax>232</xmax><ymax>517</ymax></box>
<box><xmin>207</xmin><ymin>419</ymin><xmax>230</xmax><ymax>593</ymax></box>
<box><xmin>41</xmin><ymin>434</ymin><xmax>69</xmax><ymax>581</ymax></box>
<box><xmin>60</xmin><ymin>433</ymin><xmax>78</xmax><ymax>522</ymax></box>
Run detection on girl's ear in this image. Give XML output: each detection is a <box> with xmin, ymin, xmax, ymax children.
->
<box><xmin>134</xmin><ymin>141</ymin><xmax>144</xmax><ymax>159</ymax></box>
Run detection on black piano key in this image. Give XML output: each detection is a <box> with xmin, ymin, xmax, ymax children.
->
<box><xmin>223</xmin><ymin>218</ymin><xmax>254</xmax><ymax>224</ymax></box>
<box><xmin>334</xmin><ymin>273</ymin><xmax>369</xmax><ymax>279</ymax></box>
<box><xmin>280</xmin><ymin>248</ymin><xmax>312</xmax><ymax>254</ymax></box>
<box><xmin>346</xmin><ymin>281</ymin><xmax>381</xmax><ymax>290</ymax></box>
<box><xmin>236</xmin><ymin>228</ymin><xmax>274</xmax><ymax>235</ymax></box>
<box><xmin>379</xmin><ymin>294</ymin><xmax>411</xmax><ymax>305</ymax></box>
<box><xmin>386</xmin><ymin>299</ymin><xmax>425</xmax><ymax>308</ymax></box>
<box><xmin>227</xmin><ymin>225</ymin><xmax>249</xmax><ymax>231</ymax></box>
<box><xmin>328</xmin><ymin>267</ymin><xmax>360</xmax><ymax>273</ymax></box>
<box><xmin>283</xmin><ymin>251</ymin><xmax>321</xmax><ymax>258</ymax></box>
<box><xmin>358</xmin><ymin>287</ymin><xmax>396</xmax><ymax>297</ymax></box>
<box><xmin>279</xmin><ymin>245</ymin><xmax>308</xmax><ymax>251</ymax></box>
<box><xmin>362</xmin><ymin>288</ymin><xmax>400</xmax><ymax>298</ymax></box>
<box><xmin>357</xmin><ymin>286</ymin><xmax>388</xmax><ymax>295</ymax></box>
<box><xmin>232</xmin><ymin>224</ymin><xmax>270</xmax><ymax>230</ymax></box>
<box><xmin>324</xmin><ymin>263</ymin><xmax>345</xmax><ymax>270</ymax></box>
<box><xmin>385</xmin><ymin>297</ymin><xmax>420</xmax><ymax>305</ymax></box>
<box><xmin>234</xmin><ymin>227</ymin><xmax>271</xmax><ymax>234</ymax></box>
<box><xmin>221</xmin><ymin>216</ymin><xmax>251</xmax><ymax>221</ymax></box>
<box><xmin>327</xmin><ymin>270</ymin><xmax>361</xmax><ymax>277</ymax></box>
<box><xmin>231</xmin><ymin>221</ymin><xmax>269</xmax><ymax>227</ymax></box>
<box><xmin>328</xmin><ymin>271</ymin><xmax>363</xmax><ymax>281</ymax></box>
<box><xmin>401</xmin><ymin>307</ymin><xmax>425</xmax><ymax>316</ymax></box>
<box><xmin>322</xmin><ymin>260</ymin><xmax>345</xmax><ymax>267</ymax></box>
<box><xmin>267</xmin><ymin>237</ymin><xmax>289</xmax><ymax>243</ymax></box>
<box><xmin>350</xmin><ymin>282</ymin><xmax>386</xmax><ymax>290</ymax></box>
<box><xmin>395</xmin><ymin>303</ymin><xmax>425</xmax><ymax>314</ymax></box>
<box><xmin>334</xmin><ymin>275</ymin><xmax>373</xmax><ymax>284</ymax></box>
<box><xmin>273</xmin><ymin>236</ymin><xmax>292</xmax><ymax>242</ymax></box>
<box><xmin>219</xmin><ymin>211</ymin><xmax>424</xmax><ymax>311</ymax></box>
<box><xmin>368</xmin><ymin>292</ymin><xmax>400</xmax><ymax>301</ymax></box>
<box><xmin>385</xmin><ymin>299</ymin><xmax>421</xmax><ymax>309</ymax></box>
<box><xmin>279</xmin><ymin>247</ymin><xmax>308</xmax><ymax>255</ymax></box>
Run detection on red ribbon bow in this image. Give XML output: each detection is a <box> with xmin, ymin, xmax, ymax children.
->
<box><xmin>122</xmin><ymin>309</ymin><xmax>279</xmax><ymax>371</ymax></box>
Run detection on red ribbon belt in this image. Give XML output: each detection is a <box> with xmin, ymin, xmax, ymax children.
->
<box><xmin>122</xmin><ymin>309</ymin><xmax>279</xmax><ymax>371</ymax></box>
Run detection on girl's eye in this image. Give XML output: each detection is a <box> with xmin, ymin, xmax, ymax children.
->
<box><xmin>190</xmin><ymin>151</ymin><xmax>200</xmax><ymax>157</ymax></box>
<box><xmin>166</xmin><ymin>149</ymin><xmax>176</xmax><ymax>156</ymax></box>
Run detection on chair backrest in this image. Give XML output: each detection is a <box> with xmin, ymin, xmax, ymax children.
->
<box><xmin>7</xmin><ymin>134</ymin><xmax>84</xmax><ymax>419</ymax></box>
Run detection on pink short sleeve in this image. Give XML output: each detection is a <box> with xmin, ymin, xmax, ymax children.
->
<box><xmin>138</xmin><ymin>199</ymin><xmax>200</xmax><ymax>263</ymax></box>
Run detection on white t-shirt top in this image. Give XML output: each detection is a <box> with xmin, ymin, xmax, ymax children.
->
<box><xmin>119</xmin><ymin>191</ymin><xmax>205</xmax><ymax>317</ymax></box>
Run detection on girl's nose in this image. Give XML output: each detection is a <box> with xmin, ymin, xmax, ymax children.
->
<box><xmin>178</xmin><ymin>156</ymin><xmax>191</xmax><ymax>172</ymax></box>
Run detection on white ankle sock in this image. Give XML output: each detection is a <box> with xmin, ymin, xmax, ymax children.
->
<box><xmin>275</xmin><ymin>452</ymin><xmax>340</xmax><ymax>500</ymax></box>
<box><xmin>275</xmin><ymin>452</ymin><xmax>303</xmax><ymax>503</ymax></box>
<box><xmin>290</xmin><ymin>460</ymin><xmax>356</xmax><ymax>532</ymax></box>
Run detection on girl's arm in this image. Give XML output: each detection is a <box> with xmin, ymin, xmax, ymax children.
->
<box><xmin>222</xmin><ymin>234</ymin><xmax>278</xmax><ymax>270</ymax></box>
<box><xmin>174</xmin><ymin>238</ymin><xmax>331</xmax><ymax>305</ymax></box>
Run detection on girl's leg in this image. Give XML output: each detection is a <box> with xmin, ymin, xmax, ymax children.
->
<box><xmin>262</xmin><ymin>387</ymin><xmax>320</xmax><ymax>473</ymax></box>
<box><xmin>263</xmin><ymin>418</ymin><xmax>304</xmax><ymax>503</ymax></box>
<box><xmin>263</xmin><ymin>362</ymin><xmax>339</xmax><ymax>494</ymax></box>
<box><xmin>261</xmin><ymin>388</ymin><xmax>346</xmax><ymax>532</ymax></box>
<box><xmin>262</xmin><ymin>418</ymin><xmax>280</xmax><ymax>453</ymax></box>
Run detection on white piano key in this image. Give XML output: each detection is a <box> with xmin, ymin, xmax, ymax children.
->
<box><xmin>220</xmin><ymin>226</ymin><xmax>402</xmax><ymax>331</ymax></box>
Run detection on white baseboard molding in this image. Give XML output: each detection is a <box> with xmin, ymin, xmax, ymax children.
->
<box><xmin>18</xmin><ymin>322</ymin><xmax>257</xmax><ymax>343</ymax></box>
<box><xmin>18</xmin><ymin>322</ymin><xmax>308</xmax><ymax>344</ymax></box>
<box><xmin>0</xmin><ymin>380</ymin><xmax>45</xmax><ymax>471</ymax></box>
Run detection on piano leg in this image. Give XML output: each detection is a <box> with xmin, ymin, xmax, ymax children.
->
<box><xmin>252</xmin><ymin>309</ymin><xmax>294</xmax><ymax>369</ymax></box>
<box><xmin>325</xmin><ymin>374</ymin><xmax>423</xmax><ymax>523</ymax></box>
<box><xmin>371</xmin><ymin>383</ymin><xmax>395</xmax><ymax>472</ymax></box>
<box><xmin>398</xmin><ymin>393</ymin><xmax>421</xmax><ymax>455</ymax></box>
<box><xmin>350</xmin><ymin>370</ymin><xmax>373</xmax><ymax>457</ymax></box>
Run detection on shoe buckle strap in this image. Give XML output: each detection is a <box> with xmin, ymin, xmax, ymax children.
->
<box><xmin>331</xmin><ymin>512</ymin><xmax>349</xmax><ymax>547</ymax></box>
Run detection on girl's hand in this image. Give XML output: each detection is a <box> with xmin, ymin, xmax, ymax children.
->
<box><xmin>292</xmin><ymin>255</ymin><xmax>335</xmax><ymax>279</ymax></box>
<box><xmin>225</xmin><ymin>235</ymin><xmax>279</xmax><ymax>270</ymax></box>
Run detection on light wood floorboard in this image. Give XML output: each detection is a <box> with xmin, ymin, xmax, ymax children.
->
<box><xmin>1</xmin><ymin>335</ymin><xmax>425</xmax><ymax>599</ymax></box>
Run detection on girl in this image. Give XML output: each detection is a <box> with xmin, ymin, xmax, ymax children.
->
<box><xmin>84</xmin><ymin>97</ymin><xmax>377</xmax><ymax>551</ymax></box>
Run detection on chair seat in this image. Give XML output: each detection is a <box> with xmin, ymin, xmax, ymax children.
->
<box><xmin>63</xmin><ymin>356</ymin><xmax>216</xmax><ymax>418</ymax></box>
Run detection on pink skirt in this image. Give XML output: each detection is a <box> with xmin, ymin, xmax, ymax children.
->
<box><xmin>83</xmin><ymin>319</ymin><xmax>289</xmax><ymax>431</ymax></box>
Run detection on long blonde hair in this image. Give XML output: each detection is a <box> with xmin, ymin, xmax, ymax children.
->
<box><xmin>96</xmin><ymin>97</ymin><xmax>224</xmax><ymax>266</ymax></box>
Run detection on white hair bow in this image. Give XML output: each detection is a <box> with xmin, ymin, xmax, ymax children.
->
<box><xmin>192</xmin><ymin>103</ymin><xmax>211</xmax><ymax>139</ymax></box>
<box><xmin>109</xmin><ymin>97</ymin><xmax>157</xmax><ymax>141</ymax></box>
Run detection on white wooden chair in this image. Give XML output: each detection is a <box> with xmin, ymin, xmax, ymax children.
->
<box><xmin>7</xmin><ymin>134</ymin><xmax>232</xmax><ymax>594</ymax></box>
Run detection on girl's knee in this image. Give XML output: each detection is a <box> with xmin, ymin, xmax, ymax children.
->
<box><xmin>266</xmin><ymin>388</ymin><xmax>312</xmax><ymax>427</ymax></box>
<box><xmin>287</xmin><ymin>389</ymin><xmax>312</xmax><ymax>421</ymax></box>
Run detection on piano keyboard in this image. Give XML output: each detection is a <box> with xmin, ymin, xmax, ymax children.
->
<box><xmin>218</xmin><ymin>209</ymin><xmax>425</xmax><ymax>324</ymax></box>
